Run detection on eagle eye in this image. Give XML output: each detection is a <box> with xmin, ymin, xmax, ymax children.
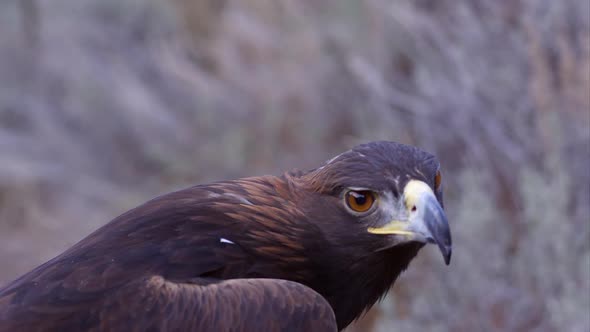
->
<box><xmin>344</xmin><ymin>190</ymin><xmax>376</xmax><ymax>213</ymax></box>
<box><xmin>435</xmin><ymin>170</ymin><xmax>442</xmax><ymax>191</ymax></box>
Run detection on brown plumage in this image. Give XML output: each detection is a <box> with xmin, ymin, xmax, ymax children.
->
<box><xmin>0</xmin><ymin>141</ymin><xmax>452</xmax><ymax>331</ymax></box>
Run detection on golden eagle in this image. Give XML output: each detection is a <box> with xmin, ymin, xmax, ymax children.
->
<box><xmin>0</xmin><ymin>141</ymin><xmax>452</xmax><ymax>331</ymax></box>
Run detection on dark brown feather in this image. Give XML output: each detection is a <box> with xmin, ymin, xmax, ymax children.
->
<box><xmin>0</xmin><ymin>141</ymin><xmax>442</xmax><ymax>331</ymax></box>
<box><xmin>1</xmin><ymin>276</ymin><xmax>336</xmax><ymax>332</ymax></box>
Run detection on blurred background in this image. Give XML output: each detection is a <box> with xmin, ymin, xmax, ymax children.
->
<box><xmin>0</xmin><ymin>0</ymin><xmax>589</xmax><ymax>330</ymax></box>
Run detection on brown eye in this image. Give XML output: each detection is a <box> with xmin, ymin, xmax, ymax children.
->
<box><xmin>345</xmin><ymin>190</ymin><xmax>376</xmax><ymax>213</ymax></box>
<box><xmin>435</xmin><ymin>170</ymin><xmax>442</xmax><ymax>191</ymax></box>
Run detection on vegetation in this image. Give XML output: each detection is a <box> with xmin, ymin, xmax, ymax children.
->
<box><xmin>0</xmin><ymin>0</ymin><xmax>588</xmax><ymax>330</ymax></box>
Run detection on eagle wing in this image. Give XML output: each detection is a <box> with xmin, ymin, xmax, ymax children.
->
<box><xmin>0</xmin><ymin>276</ymin><xmax>337</xmax><ymax>331</ymax></box>
<box><xmin>1</xmin><ymin>179</ymin><xmax>337</xmax><ymax>331</ymax></box>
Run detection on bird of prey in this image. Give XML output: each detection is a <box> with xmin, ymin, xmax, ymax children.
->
<box><xmin>0</xmin><ymin>141</ymin><xmax>452</xmax><ymax>331</ymax></box>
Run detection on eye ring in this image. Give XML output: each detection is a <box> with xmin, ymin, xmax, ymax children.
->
<box><xmin>435</xmin><ymin>170</ymin><xmax>442</xmax><ymax>191</ymax></box>
<box><xmin>344</xmin><ymin>190</ymin><xmax>376</xmax><ymax>214</ymax></box>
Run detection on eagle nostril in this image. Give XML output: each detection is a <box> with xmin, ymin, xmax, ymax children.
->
<box><xmin>411</xmin><ymin>205</ymin><xmax>417</xmax><ymax>212</ymax></box>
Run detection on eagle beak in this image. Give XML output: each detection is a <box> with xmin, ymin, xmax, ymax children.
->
<box><xmin>367</xmin><ymin>180</ymin><xmax>452</xmax><ymax>265</ymax></box>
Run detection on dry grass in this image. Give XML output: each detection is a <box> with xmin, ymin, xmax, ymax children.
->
<box><xmin>0</xmin><ymin>0</ymin><xmax>588</xmax><ymax>330</ymax></box>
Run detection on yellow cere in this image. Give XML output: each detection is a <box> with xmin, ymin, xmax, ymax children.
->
<box><xmin>403</xmin><ymin>180</ymin><xmax>434</xmax><ymax>210</ymax></box>
<box><xmin>366</xmin><ymin>180</ymin><xmax>435</xmax><ymax>235</ymax></box>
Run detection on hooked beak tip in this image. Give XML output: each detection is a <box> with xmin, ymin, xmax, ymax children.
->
<box><xmin>441</xmin><ymin>245</ymin><xmax>452</xmax><ymax>265</ymax></box>
<box><xmin>422</xmin><ymin>195</ymin><xmax>452</xmax><ymax>266</ymax></box>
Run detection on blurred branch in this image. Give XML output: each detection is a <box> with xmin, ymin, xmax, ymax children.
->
<box><xmin>20</xmin><ymin>0</ymin><xmax>41</xmax><ymax>51</ymax></box>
